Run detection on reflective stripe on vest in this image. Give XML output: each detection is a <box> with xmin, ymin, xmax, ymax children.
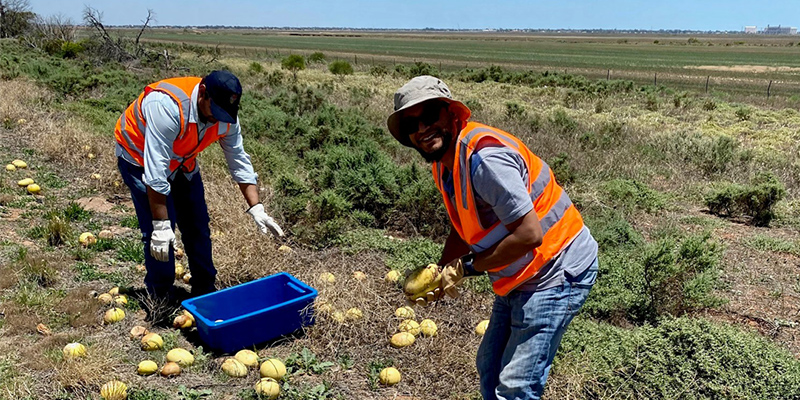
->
<box><xmin>114</xmin><ymin>77</ymin><xmax>228</xmax><ymax>174</ymax></box>
<box><xmin>432</xmin><ymin>122</ymin><xmax>585</xmax><ymax>296</ymax></box>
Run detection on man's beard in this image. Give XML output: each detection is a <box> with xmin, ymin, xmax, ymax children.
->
<box><xmin>415</xmin><ymin>129</ymin><xmax>453</xmax><ymax>163</ymax></box>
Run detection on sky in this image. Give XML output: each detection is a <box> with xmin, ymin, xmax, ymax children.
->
<box><xmin>25</xmin><ymin>0</ymin><xmax>800</xmax><ymax>31</ymax></box>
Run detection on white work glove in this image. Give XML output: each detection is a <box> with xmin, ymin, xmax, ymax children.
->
<box><xmin>247</xmin><ymin>203</ymin><xmax>284</xmax><ymax>237</ymax></box>
<box><xmin>150</xmin><ymin>220</ymin><xmax>175</xmax><ymax>262</ymax></box>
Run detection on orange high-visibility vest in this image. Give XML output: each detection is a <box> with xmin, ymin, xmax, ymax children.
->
<box><xmin>432</xmin><ymin>122</ymin><xmax>585</xmax><ymax>296</ymax></box>
<box><xmin>114</xmin><ymin>77</ymin><xmax>233</xmax><ymax>174</ymax></box>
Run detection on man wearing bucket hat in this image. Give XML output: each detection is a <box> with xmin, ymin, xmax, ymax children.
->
<box><xmin>115</xmin><ymin>70</ymin><xmax>284</xmax><ymax>302</ymax></box>
<box><xmin>388</xmin><ymin>76</ymin><xmax>598</xmax><ymax>399</ymax></box>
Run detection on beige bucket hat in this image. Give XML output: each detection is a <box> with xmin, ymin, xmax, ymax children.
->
<box><xmin>387</xmin><ymin>75</ymin><xmax>471</xmax><ymax>146</ymax></box>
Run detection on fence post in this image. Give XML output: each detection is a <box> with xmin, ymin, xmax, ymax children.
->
<box><xmin>768</xmin><ymin>80</ymin><xmax>773</xmax><ymax>99</ymax></box>
<box><xmin>705</xmin><ymin>76</ymin><xmax>710</xmax><ymax>93</ymax></box>
<box><xmin>654</xmin><ymin>73</ymin><xmax>657</xmax><ymax>86</ymax></box>
<box><xmin>354</xmin><ymin>54</ymin><xmax>358</xmax><ymax>65</ymax></box>
<box><xmin>607</xmin><ymin>69</ymin><xmax>610</xmax><ymax>80</ymax></box>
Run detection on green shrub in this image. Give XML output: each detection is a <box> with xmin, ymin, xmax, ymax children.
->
<box><xmin>328</xmin><ymin>60</ymin><xmax>353</xmax><ymax>77</ymax></box>
<box><xmin>62</xmin><ymin>202</ymin><xmax>91</xmax><ymax>222</ymax></box>
<box><xmin>247</xmin><ymin>61</ymin><xmax>263</xmax><ymax>74</ymax></box>
<box><xmin>308</xmin><ymin>52</ymin><xmax>326</xmax><ymax>63</ymax></box>
<box><xmin>59</xmin><ymin>41</ymin><xmax>84</xmax><ymax>59</ymax></box>
<box><xmin>549</xmin><ymin>108</ymin><xmax>578</xmax><ymax>134</ymax></box>
<box><xmin>369</xmin><ymin>64</ymin><xmax>388</xmax><ymax>77</ymax></box>
<box><xmin>557</xmin><ymin>317</ymin><xmax>800</xmax><ymax>399</ymax></box>
<box><xmin>281</xmin><ymin>54</ymin><xmax>306</xmax><ymax>79</ymax></box>
<box><xmin>504</xmin><ymin>101</ymin><xmax>526</xmax><ymax>120</ymax></box>
<box><xmin>705</xmin><ymin>172</ymin><xmax>786</xmax><ymax>226</ymax></box>
<box><xmin>602</xmin><ymin>179</ymin><xmax>666</xmax><ymax>213</ymax></box>
<box><xmin>735</xmin><ymin>105</ymin><xmax>752</xmax><ymax>121</ymax></box>
<box><xmin>549</xmin><ymin>152</ymin><xmax>575</xmax><ymax>185</ymax></box>
<box><xmin>584</xmin><ymin>232</ymin><xmax>723</xmax><ymax>323</ymax></box>
<box><xmin>645</xmin><ymin>93</ymin><xmax>659</xmax><ymax>111</ymax></box>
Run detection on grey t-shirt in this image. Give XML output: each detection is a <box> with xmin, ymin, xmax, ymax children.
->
<box><xmin>443</xmin><ymin>143</ymin><xmax>598</xmax><ymax>292</ymax></box>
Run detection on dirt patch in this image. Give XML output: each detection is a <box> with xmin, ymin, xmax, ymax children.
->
<box><xmin>75</xmin><ymin>196</ymin><xmax>117</xmax><ymax>214</ymax></box>
<box><xmin>688</xmin><ymin>65</ymin><xmax>800</xmax><ymax>73</ymax></box>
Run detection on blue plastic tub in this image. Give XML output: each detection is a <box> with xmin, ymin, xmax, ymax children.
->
<box><xmin>181</xmin><ymin>272</ymin><xmax>317</xmax><ymax>353</ymax></box>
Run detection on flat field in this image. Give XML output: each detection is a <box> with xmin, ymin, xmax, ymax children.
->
<box><xmin>127</xmin><ymin>29</ymin><xmax>800</xmax><ymax>96</ymax></box>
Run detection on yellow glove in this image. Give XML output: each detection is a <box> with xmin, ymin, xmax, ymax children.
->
<box><xmin>440</xmin><ymin>257</ymin><xmax>468</xmax><ymax>299</ymax></box>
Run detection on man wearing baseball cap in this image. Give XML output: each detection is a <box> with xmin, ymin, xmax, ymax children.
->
<box><xmin>388</xmin><ymin>76</ymin><xmax>598</xmax><ymax>399</ymax></box>
<box><xmin>115</xmin><ymin>70</ymin><xmax>283</xmax><ymax>302</ymax></box>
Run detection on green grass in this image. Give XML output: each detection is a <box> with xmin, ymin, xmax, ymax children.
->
<box><xmin>116</xmin><ymin>239</ymin><xmax>144</xmax><ymax>263</ymax></box>
<box><xmin>742</xmin><ymin>234</ymin><xmax>800</xmax><ymax>256</ymax></box>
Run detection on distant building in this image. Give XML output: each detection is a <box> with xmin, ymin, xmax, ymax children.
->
<box><xmin>745</xmin><ymin>26</ymin><xmax>757</xmax><ymax>34</ymax></box>
<box><xmin>763</xmin><ymin>25</ymin><xmax>797</xmax><ymax>35</ymax></box>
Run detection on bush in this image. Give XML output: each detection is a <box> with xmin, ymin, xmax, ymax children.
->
<box><xmin>602</xmin><ymin>179</ymin><xmax>666</xmax><ymax>213</ymax></box>
<box><xmin>281</xmin><ymin>54</ymin><xmax>306</xmax><ymax>79</ymax></box>
<box><xmin>504</xmin><ymin>101</ymin><xmax>526</xmax><ymax>120</ymax></box>
<box><xmin>247</xmin><ymin>61</ymin><xmax>263</xmax><ymax>74</ymax></box>
<box><xmin>705</xmin><ymin>172</ymin><xmax>786</xmax><ymax>227</ymax></box>
<box><xmin>369</xmin><ymin>64</ymin><xmax>388</xmax><ymax>77</ymax></box>
<box><xmin>59</xmin><ymin>41</ymin><xmax>84</xmax><ymax>59</ymax></box>
<box><xmin>556</xmin><ymin>317</ymin><xmax>800</xmax><ymax>399</ymax></box>
<box><xmin>308</xmin><ymin>52</ymin><xmax>326</xmax><ymax>63</ymax></box>
<box><xmin>584</xmin><ymin>232</ymin><xmax>723</xmax><ymax>323</ymax></box>
<box><xmin>549</xmin><ymin>152</ymin><xmax>575</xmax><ymax>185</ymax></box>
<box><xmin>549</xmin><ymin>108</ymin><xmax>578</xmax><ymax>134</ymax></box>
<box><xmin>735</xmin><ymin>105</ymin><xmax>752</xmax><ymax>121</ymax></box>
<box><xmin>328</xmin><ymin>60</ymin><xmax>354</xmax><ymax>77</ymax></box>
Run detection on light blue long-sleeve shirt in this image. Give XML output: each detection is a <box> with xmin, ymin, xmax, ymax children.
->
<box><xmin>115</xmin><ymin>83</ymin><xmax>258</xmax><ymax>195</ymax></box>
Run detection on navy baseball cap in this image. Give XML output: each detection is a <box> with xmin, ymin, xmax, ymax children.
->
<box><xmin>203</xmin><ymin>70</ymin><xmax>242</xmax><ymax>124</ymax></box>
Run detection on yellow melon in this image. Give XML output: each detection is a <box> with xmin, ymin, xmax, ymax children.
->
<box><xmin>390</xmin><ymin>332</ymin><xmax>415</xmax><ymax>348</ymax></box>
<box><xmin>394</xmin><ymin>306</ymin><xmax>415</xmax><ymax>320</ymax></box>
<box><xmin>141</xmin><ymin>332</ymin><xmax>163</xmax><ymax>351</ymax></box>
<box><xmin>222</xmin><ymin>358</ymin><xmax>248</xmax><ymax>377</ymax></box>
<box><xmin>160</xmin><ymin>361</ymin><xmax>181</xmax><ymax>377</ymax></box>
<box><xmin>345</xmin><ymin>307</ymin><xmax>363</xmax><ymax>321</ymax></box>
<box><xmin>62</xmin><ymin>342</ymin><xmax>86</xmax><ymax>359</ymax></box>
<box><xmin>97</xmin><ymin>293</ymin><xmax>114</xmax><ymax>305</ymax></box>
<box><xmin>384</xmin><ymin>270</ymin><xmax>401</xmax><ymax>283</ymax></box>
<box><xmin>259</xmin><ymin>358</ymin><xmax>286</xmax><ymax>380</ymax></box>
<box><xmin>235</xmin><ymin>349</ymin><xmax>259</xmax><ymax>368</ymax></box>
<box><xmin>137</xmin><ymin>360</ymin><xmax>158</xmax><ymax>375</ymax></box>
<box><xmin>255</xmin><ymin>377</ymin><xmax>281</xmax><ymax>399</ymax></box>
<box><xmin>103</xmin><ymin>308</ymin><xmax>125</xmax><ymax>324</ymax></box>
<box><xmin>475</xmin><ymin>319</ymin><xmax>490</xmax><ymax>336</ymax></box>
<box><xmin>129</xmin><ymin>325</ymin><xmax>148</xmax><ymax>340</ymax></box>
<box><xmin>399</xmin><ymin>319</ymin><xmax>421</xmax><ymax>336</ymax></box>
<box><xmin>379</xmin><ymin>367</ymin><xmax>401</xmax><ymax>386</ymax></box>
<box><xmin>420</xmin><ymin>319</ymin><xmax>438</xmax><ymax>337</ymax></box>
<box><xmin>166</xmin><ymin>348</ymin><xmax>194</xmax><ymax>367</ymax></box>
<box><xmin>99</xmin><ymin>380</ymin><xmax>127</xmax><ymax>400</ymax></box>
<box><xmin>11</xmin><ymin>160</ymin><xmax>27</xmax><ymax>169</ymax></box>
<box><xmin>26</xmin><ymin>183</ymin><xmax>40</xmax><ymax>194</ymax></box>
<box><xmin>17</xmin><ymin>178</ymin><xmax>33</xmax><ymax>187</ymax></box>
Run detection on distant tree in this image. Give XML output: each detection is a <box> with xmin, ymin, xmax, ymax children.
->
<box><xmin>308</xmin><ymin>51</ymin><xmax>326</xmax><ymax>63</ymax></box>
<box><xmin>281</xmin><ymin>54</ymin><xmax>305</xmax><ymax>80</ymax></box>
<box><xmin>0</xmin><ymin>0</ymin><xmax>34</xmax><ymax>38</ymax></box>
<box><xmin>328</xmin><ymin>60</ymin><xmax>353</xmax><ymax>78</ymax></box>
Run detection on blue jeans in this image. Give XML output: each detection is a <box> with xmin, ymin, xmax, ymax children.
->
<box><xmin>476</xmin><ymin>258</ymin><xmax>598</xmax><ymax>400</ymax></box>
<box><xmin>117</xmin><ymin>158</ymin><xmax>216</xmax><ymax>298</ymax></box>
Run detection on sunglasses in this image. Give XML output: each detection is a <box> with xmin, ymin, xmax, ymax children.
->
<box><xmin>400</xmin><ymin>102</ymin><xmax>448</xmax><ymax>136</ymax></box>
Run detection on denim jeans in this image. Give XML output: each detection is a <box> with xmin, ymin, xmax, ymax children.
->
<box><xmin>476</xmin><ymin>258</ymin><xmax>598</xmax><ymax>400</ymax></box>
<box><xmin>117</xmin><ymin>158</ymin><xmax>216</xmax><ymax>298</ymax></box>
